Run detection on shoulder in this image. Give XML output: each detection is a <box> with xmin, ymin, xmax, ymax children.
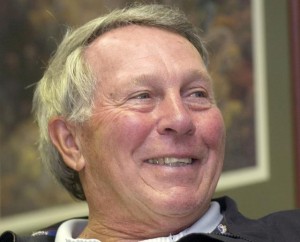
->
<box><xmin>258</xmin><ymin>209</ymin><xmax>300</xmax><ymax>238</ymax></box>
<box><xmin>214</xmin><ymin>196</ymin><xmax>300</xmax><ymax>242</ymax></box>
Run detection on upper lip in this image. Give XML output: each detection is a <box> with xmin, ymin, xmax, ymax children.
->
<box><xmin>147</xmin><ymin>157</ymin><xmax>194</xmax><ymax>165</ymax></box>
<box><xmin>144</xmin><ymin>154</ymin><xmax>200</xmax><ymax>161</ymax></box>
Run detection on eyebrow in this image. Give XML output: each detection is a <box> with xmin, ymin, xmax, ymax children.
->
<box><xmin>131</xmin><ymin>74</ymin><xmax>155</xmax><ymax>85</ymax></box>
<box><xmin>183</xmin><ymin>69</ymin><xmax>212</xmax><ymax>84</ymax></box>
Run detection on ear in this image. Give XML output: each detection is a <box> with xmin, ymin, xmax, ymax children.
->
<box><xmin>48</xmin><ymin>118</ymin><xmax>85</xmax><ymax>171</ymax></box>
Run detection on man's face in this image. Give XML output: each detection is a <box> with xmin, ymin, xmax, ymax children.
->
<box><xmin>80</xmin><ymin>25</ymin><xmax>225</xmax><ymax>229</ymax></box>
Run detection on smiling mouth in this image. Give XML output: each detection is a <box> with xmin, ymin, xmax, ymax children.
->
<box><xmin>146</xmin><ymin>157</ymin><xmax>194</xmax><ymax>167</ymax></box>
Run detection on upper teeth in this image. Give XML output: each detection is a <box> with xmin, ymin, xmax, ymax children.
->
<box><xmin>147</xmin><ymin>157</ymin><xmax>193</xmax><ymax>166</ymax></box>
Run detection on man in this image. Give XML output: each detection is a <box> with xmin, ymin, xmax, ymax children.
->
<box><xmin>1</xmin><ymin>3</ymin><xmax>300</xmax><ymax>242</ymax></box>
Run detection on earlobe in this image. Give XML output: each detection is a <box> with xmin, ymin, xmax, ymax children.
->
<box><xmin>48</xmin><ymin>118</ymin><xmax>85</xmax><ymax>172</ymax></box>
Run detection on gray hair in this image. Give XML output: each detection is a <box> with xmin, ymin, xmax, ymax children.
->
<box><xmin>32</xmin><ymin>3</ymin><xmax>209</xmax><ymax>200</ymax></box>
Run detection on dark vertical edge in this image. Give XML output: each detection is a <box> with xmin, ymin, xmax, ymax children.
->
<box><xmin>289</xmin><ymin>0</ymin><xmax>300</xmax><ymax>207</ymax></box>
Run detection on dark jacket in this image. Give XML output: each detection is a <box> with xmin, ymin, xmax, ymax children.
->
<box><xmin>1</xmin><ymin>197</ymin><xmax>300</xmax><ymax>242</ymax></box>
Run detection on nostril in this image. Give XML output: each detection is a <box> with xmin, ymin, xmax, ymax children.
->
<box><xmin>159</xmin><ymin>121</ymin><xmax>196</xmax><ymax>136</ymax></box>
<box><xmin>164</xmin><ymin>128</ymin><xmax>173</xmax><ymax>133</ymax></box>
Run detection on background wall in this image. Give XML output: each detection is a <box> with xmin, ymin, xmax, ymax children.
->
<box><xmin>215</xmin><ymin>0</ymin><xmax>297</xmax><ymax>217</ymax></box>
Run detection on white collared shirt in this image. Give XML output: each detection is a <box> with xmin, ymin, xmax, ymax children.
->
<box><xmin>55</xmin><ymin>201</ymin><xmax>222</xmax><ymax>242</ymax></box>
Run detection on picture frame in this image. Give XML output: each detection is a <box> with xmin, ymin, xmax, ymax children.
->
<box><xmin>216</xmin><ymin>0</ymin><xmax>270</xmax><ymax>191</ymax></box>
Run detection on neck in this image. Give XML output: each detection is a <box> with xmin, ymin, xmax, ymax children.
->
<box><xmin>79</xmin><ymin>207</ymin><xmax>208</xmax><ymax>242</ymax></box>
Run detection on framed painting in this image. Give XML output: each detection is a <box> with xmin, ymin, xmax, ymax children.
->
<box><xmin>216</xmin><ymin>0</ymin><xmax>270</xmax><ymax>190</ymax></box>
<box><xmin>0</xmin><ymin>0</ymin><xmax>270</xmax><ymax>233</ymax></box>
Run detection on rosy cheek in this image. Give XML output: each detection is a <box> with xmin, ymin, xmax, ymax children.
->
<box><xmin>201</xmin><ymin>109</ymin><xmax>225</xmax><ymax>148</ymax></box>
<box><xmin>113</xmin><ymin>113</ymin><xmax>154</xmax><ymax>145</ymax></box>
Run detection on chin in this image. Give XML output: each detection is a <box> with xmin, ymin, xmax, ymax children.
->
<box><xmin>157</xmin><ymin>194</ymin><xmax>206</xmax><ymax>218</ymax></box>
<box><xmin>147</xmin><ymin>198</ymin><xmax>205</xmax><ymax>236</ymax></box>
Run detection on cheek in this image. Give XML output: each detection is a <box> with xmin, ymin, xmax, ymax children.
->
<box><xmin>200</xmin><ymin>109</ymin><xmax>226</xmax><ymax>149</ymax></box>
<box><xmin>81</xmin><ymin>112</ymin><xmax>154</xmax><ymax>179</ymax></box>
<box><xmin>101</xmin><ymin>111</ymin><xmax>154</xmax><ymax>151</ymax></box>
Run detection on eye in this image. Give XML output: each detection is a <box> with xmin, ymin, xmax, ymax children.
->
<box><xmin>128</xmin><ymin>91</ymin><xmax>152</xmax><ymax>101</ymax></box>
<box><xmin>135</xmin><ymin>92</ymin><xmax>151</xmax><ymax>99</ymax></box>
<box><xmin>185</xmin><ymin>88</ymin><xmax>213</xmax><ymax>110</ymax></box>
<box><xmin>126</xmin><ymin>91</ymin><xmax>155</xmax><ymax>112</ymax></box>
<box><xmin>190</xmin><ymin>90</ymin><xmax>208</xmax><ymax>98</ymax></box>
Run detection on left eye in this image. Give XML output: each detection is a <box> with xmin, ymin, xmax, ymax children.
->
<box><xmin>190</xmin><ymin>90</ymin><xmax>208</xmax><ymax>98</ymax></box>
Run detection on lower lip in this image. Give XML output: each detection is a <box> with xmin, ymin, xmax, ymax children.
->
<box><xmin>143</xmin><ymin>159</ymin><xmax>200</xmax><ymax>171</ymax></box>
<box><xmin>142</xmin><ymin>160</ymin><xmax>201</xmax><ymax>184</ymax></box>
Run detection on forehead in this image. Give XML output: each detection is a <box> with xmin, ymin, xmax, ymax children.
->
<box><xmin>89</xmin><ymin>24</ymin><xmax>189</xmax><ymax>45</ymax></box>
<box><xmin>83</xmin><ymin>25</ymin><xmax>209</xmax><ymax>88</ymax></box>
<box><xmin>84</xmin><ymin>24</ymin><xmax>201</xmax><ymax>61</ymax></box>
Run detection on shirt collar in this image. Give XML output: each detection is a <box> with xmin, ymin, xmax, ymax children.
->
<box><xmin>55</xmin><ymin>201</ymin><xmax>222</xmax><ymax>242</ymax></box>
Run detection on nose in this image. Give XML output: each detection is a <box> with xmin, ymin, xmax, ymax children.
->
<box><xmin>156</xmin><ymin>94</ymin><xmax>196</xmax><ymax>136</ymax></box>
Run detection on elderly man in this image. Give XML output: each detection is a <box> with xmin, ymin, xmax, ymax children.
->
<box><xmin>1</xmin><ymin>3</ymin><xmax>300</xmax><ymax>242</ymax></box>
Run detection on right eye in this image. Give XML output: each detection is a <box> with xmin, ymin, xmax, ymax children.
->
<box><xmin>126</xmin><ymin>91</ymin><xmax>155</xmax><ymax>112</ymax></box>
<box><xmin>131</xmin><ymin>92</ymin><xmax>151</xmax><ymax>100</ymax></box>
